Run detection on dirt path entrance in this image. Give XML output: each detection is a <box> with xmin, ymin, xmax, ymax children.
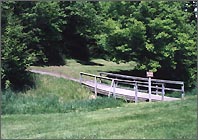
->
<box><xmin>29</xmin><ymin>69</ymin><xmax>80</xmax><ymax>83</ymax></box>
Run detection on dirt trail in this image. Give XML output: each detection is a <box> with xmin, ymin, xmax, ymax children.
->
<box><xmin>29</xmin><ymin>69</ymin><xmax>80</xmax><ymax>83</ymax></box>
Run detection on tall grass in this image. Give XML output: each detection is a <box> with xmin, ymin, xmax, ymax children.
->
<box><xmin>2</xmin><ymin>74</ymin><xmax>125</xmax><ymax>114</ymax></box>
<box><xmin>27</xmin><ymin>73</ymin><xmax>91</xmax><ymax>102</ymax></box>
<box><xmin>2</xmin><ymin>90</ymin><xmax>124</xmax><ymax>114</ymax></box>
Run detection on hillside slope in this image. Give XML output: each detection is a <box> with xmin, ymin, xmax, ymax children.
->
<box><xmin>2</xmin><ymin>59</ymin><xmax>196</xmax><ymax>139</ymax></box>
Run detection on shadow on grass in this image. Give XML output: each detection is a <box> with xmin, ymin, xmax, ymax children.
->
<box><xmin>108</xmin><ymin>69</ymin><xmax>146</xmax><ymax>77</ymax></box>
<box><xmin>76</xmin><ymin>60</ymin><xmax>104</xmax><ymax>66</ymax></box>
<box><xmin>1</xmin><ymin>72</ymin><xmax>37</xmax><ymax>93</ymax></box>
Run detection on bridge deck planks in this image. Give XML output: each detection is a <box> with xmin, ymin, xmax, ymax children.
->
<box><xmin>82</xmin><ymin>81</ymin><xmax>180</xmax><ymax>102</ymax></box>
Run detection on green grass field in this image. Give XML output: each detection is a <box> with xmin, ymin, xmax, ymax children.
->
<box><xmin>2</xmin><ymin>95</ymin><xmax>196</xmax><ymax>139</ymax></box>
<box><xmin>2</xmin><ymin>59</ymin><xmax>197</xmax><ymax>139</ymax></box>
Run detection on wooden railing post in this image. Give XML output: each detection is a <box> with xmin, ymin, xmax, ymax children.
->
<box><xmin>162</xmin><ymin>83</ymin><xmax>165</xmax><ymax>101</ymax></box>
<box><xmin>99</xmin><ymin>73</ymin><xmax>102</xmax><ymax>83</ymax></box>
<box><xmin>135</xmin><ymin>82</ymin><xmax>138</xmax><ymax>103</ymax></box>
<box><xmin>109</xmin><ymin>79</ymin><xmax>114</xmax><ymax>97</ymax></box>
<box><xmin>156</xmin><ymin>85</ymin><xmax>158</xmax><ymax>95</ymax></box>
<box><xmin>94</xmin><ymin>76</ymin><xmax>97</xmax><ymax>96</ymax></box>
<box><xmin>113</xmin><ymin>80</ymin><xmax>116</xmax><ymax>98</ymax></box>
<box><xmin>181</xmin><ymin>84</ymin><xmax>185</xmax><ymax>99</ymax></box>
<box><xmin>148</xmin><ymin>77</ymin><xmax>151</xmax><ymax>102</ymax></box>
<box><xmin>80</xmin><ymin>73</ymin><xmax>82</xmax><ymax>83</ymax></box>
<box><xmin>115</xmin><ymin>78</ymin><xmax>118</xmax><ymax>88</ymax></box>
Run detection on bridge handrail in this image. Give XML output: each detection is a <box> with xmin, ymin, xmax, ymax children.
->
<box><xmin>99</xmin><ymin>72</ymin><xmax>185</xmax><ymax>98</ymax></box>
<box><xmin>80</xmin><ymin>72</ymin><xmax>184</xmax><ymax>92</ymax></box>
<box><xmin>80</xmin><ymin>72</ymin><xmax>185</xmax><ymax>102</ymax></box>
<box><xmin>80</xmin><ymin>72</ymin><xmax>141</xmax><ymax>102</ymax></box>
<box><xmin>99</xmin><ymin>72</ymin><xmax>184</xmax><ymax>85</ymax></box>
<box><xmin>100</xmin><ymin>72</ymin><xmax>148</xmax><ymax>81</ymax></box>
<box><xmin>80</xmin><ymin>72</ymin><xmax>147</xmax><ymax>86</ymax></box>
<box><xmin>80</xmin><ymin>72</ymin><xmax>113</xmax><ymax>81</ymax></box>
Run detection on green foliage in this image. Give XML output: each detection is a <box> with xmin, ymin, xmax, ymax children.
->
<box><xmin>1</xmin><ymin>10</ymin><xmax>36</xmax><ymax>89</ymax></box>
<box><xmin>59</xmin><ymin>1</ymin><xmax>105</xmax><ymax>60</ymax></box>
<box><xmin>106</xmin><ymin>17</ymin><xmax>146</xmax><ymax>62</ymax></box>
<box><xmin>135</xmin><ymin>1</ymin><xmax>196</xmax><ymax>87</ymax></box>
<box><xmin>21</xmin><ymin>1</ymin><xmax>67</xmax><ymax>65</ymax></box>
<box><xmin>1</xmin><ymin>1</ymin><xmax>196</xmax><ymax>89</ymax></box>
<box><xmin>95</xmin><ymin>1</ymin><xmax>196</xmax><ymax>87</ymax></box>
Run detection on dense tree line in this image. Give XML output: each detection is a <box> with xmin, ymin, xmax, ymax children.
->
<box><xmin>1</xmin><ymin>1</ymin><xmax>196</xmax><ymax>90</ymax></box>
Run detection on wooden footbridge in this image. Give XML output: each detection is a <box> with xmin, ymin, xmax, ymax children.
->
<box><xmin>80</xmin><ymin>72</ymin><xmax>185</xmax><ymax>102</ymax></box>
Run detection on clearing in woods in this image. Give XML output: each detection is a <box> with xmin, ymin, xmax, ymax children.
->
<box><xmin>2</xmin><ymin>59</ymin><xmax>196</xmax><ymax>139</ymax></box>
<box><xmin>30</xmin><ymin>59</ymin><xmax>184</xmax><ymax>103</ymax></box>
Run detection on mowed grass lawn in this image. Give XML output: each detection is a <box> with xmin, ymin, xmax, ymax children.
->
<box><xmin>2</xmin><ymin>95</ymin><xmax>196</xmax><ymax>139</ymax></box>
<box><xmin>30</xmin><ymin>59</ymin><xmax>136</xmax><ymax>79</ymax></box>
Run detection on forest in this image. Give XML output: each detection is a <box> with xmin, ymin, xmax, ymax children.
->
<box><xmin>1</xmin><ymin>1</ymin><xmax>197</xmax><ymax>90</ymax></box>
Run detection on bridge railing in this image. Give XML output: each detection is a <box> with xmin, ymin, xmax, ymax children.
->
<box><xmin>80</xmin><ymin>72</ymin><xmax>113</xmax><ymax>97</ymax></box>
<box><xmin>80</xmin><ymin>72</ymin><xmax>142</xmax><ymax>102</ymax></box>
<box><xmin>80</xmin><ymin>72</ymin><xmax>183</xmax><ymax>102</ymax></box>
<box><xmin>99</xmin><ymin>72</ymin><xmax>185</xmax><ymax>99</ymax></box>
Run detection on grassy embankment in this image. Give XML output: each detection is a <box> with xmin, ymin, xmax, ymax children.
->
<box><xmin>2</xmin><ymin>74</ymin><xmax>125</xmax><ymax>115</ymax></box>
<box><xmin>2</xmin><ymin>59</ymin><xmax>134</xmax><ymax>114</ymax></box>
<box><xmin>2</xmin><ymin>59</ymin><xmax>197</xmax><ymax>139</ymax></box>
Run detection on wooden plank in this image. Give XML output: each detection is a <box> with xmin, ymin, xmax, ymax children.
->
<box><xmin>181</xmin><ymin>84</ymin><xmax>185</xmax><ymax>98</ymax></box>
<box><xmin>151</xmin><ymin>79</ymin><xmax>184</xmax><ymax>85</ymax></box>
<box><xmin>94</xmin><ymin>76</ymin><xmax>97</xmax><ymax>96</ymax></box>
<box><xmin>113</xmin><ymin>80</ymin><xmax>116</xmax><ymax>98</ymax></box>
<box><xmin>148</xmin><ymin>77</ymin><xmax>151</xmax><ymax>102</ymax></box>
<box><xmin>135</xmin><ymin>83</ymin><xmax>138</xmax><ymax>103</ymax></box>
<box><xmin>156</xmin><ymin>85</ymin><xmax>159</xmax><ymax>95</ymax></box>
<box><xmin>80</xmin><ymin>72</ymin><xmax>113</xmax><ymax>80</ymax></box>
<box><xmin>164</xmin><ymin>87</ymin><xmax>183</xmax><ymax>92</ymax></box>
<box><xmin>109</xmin><ymin>79</ymin><xmax>114</xmax><ymax>97</ymax></box>
<box><xmin>80</xmin><ymin>73</ymin><xmax>82</xmax><ymax>83</ymax></box>
<box><xmin>99</xmin><ymin>72</ymin><xmax>148</xmax><ymax>81</ymax></box>
<box><xmin>136</xmin><ymin>84</ymin><xmax>183</xmax><ymax>92</ymax></box>
<box><xmin>162</xmin><ymin>83</ymin><xmax>165</xmax><ymax>101</ymax></box>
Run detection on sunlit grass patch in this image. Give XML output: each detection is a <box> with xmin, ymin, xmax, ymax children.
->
<box><xmin>30</xmin><ymin>59</ymin><xmax>136</xmax><ymax>79</ymax></box>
